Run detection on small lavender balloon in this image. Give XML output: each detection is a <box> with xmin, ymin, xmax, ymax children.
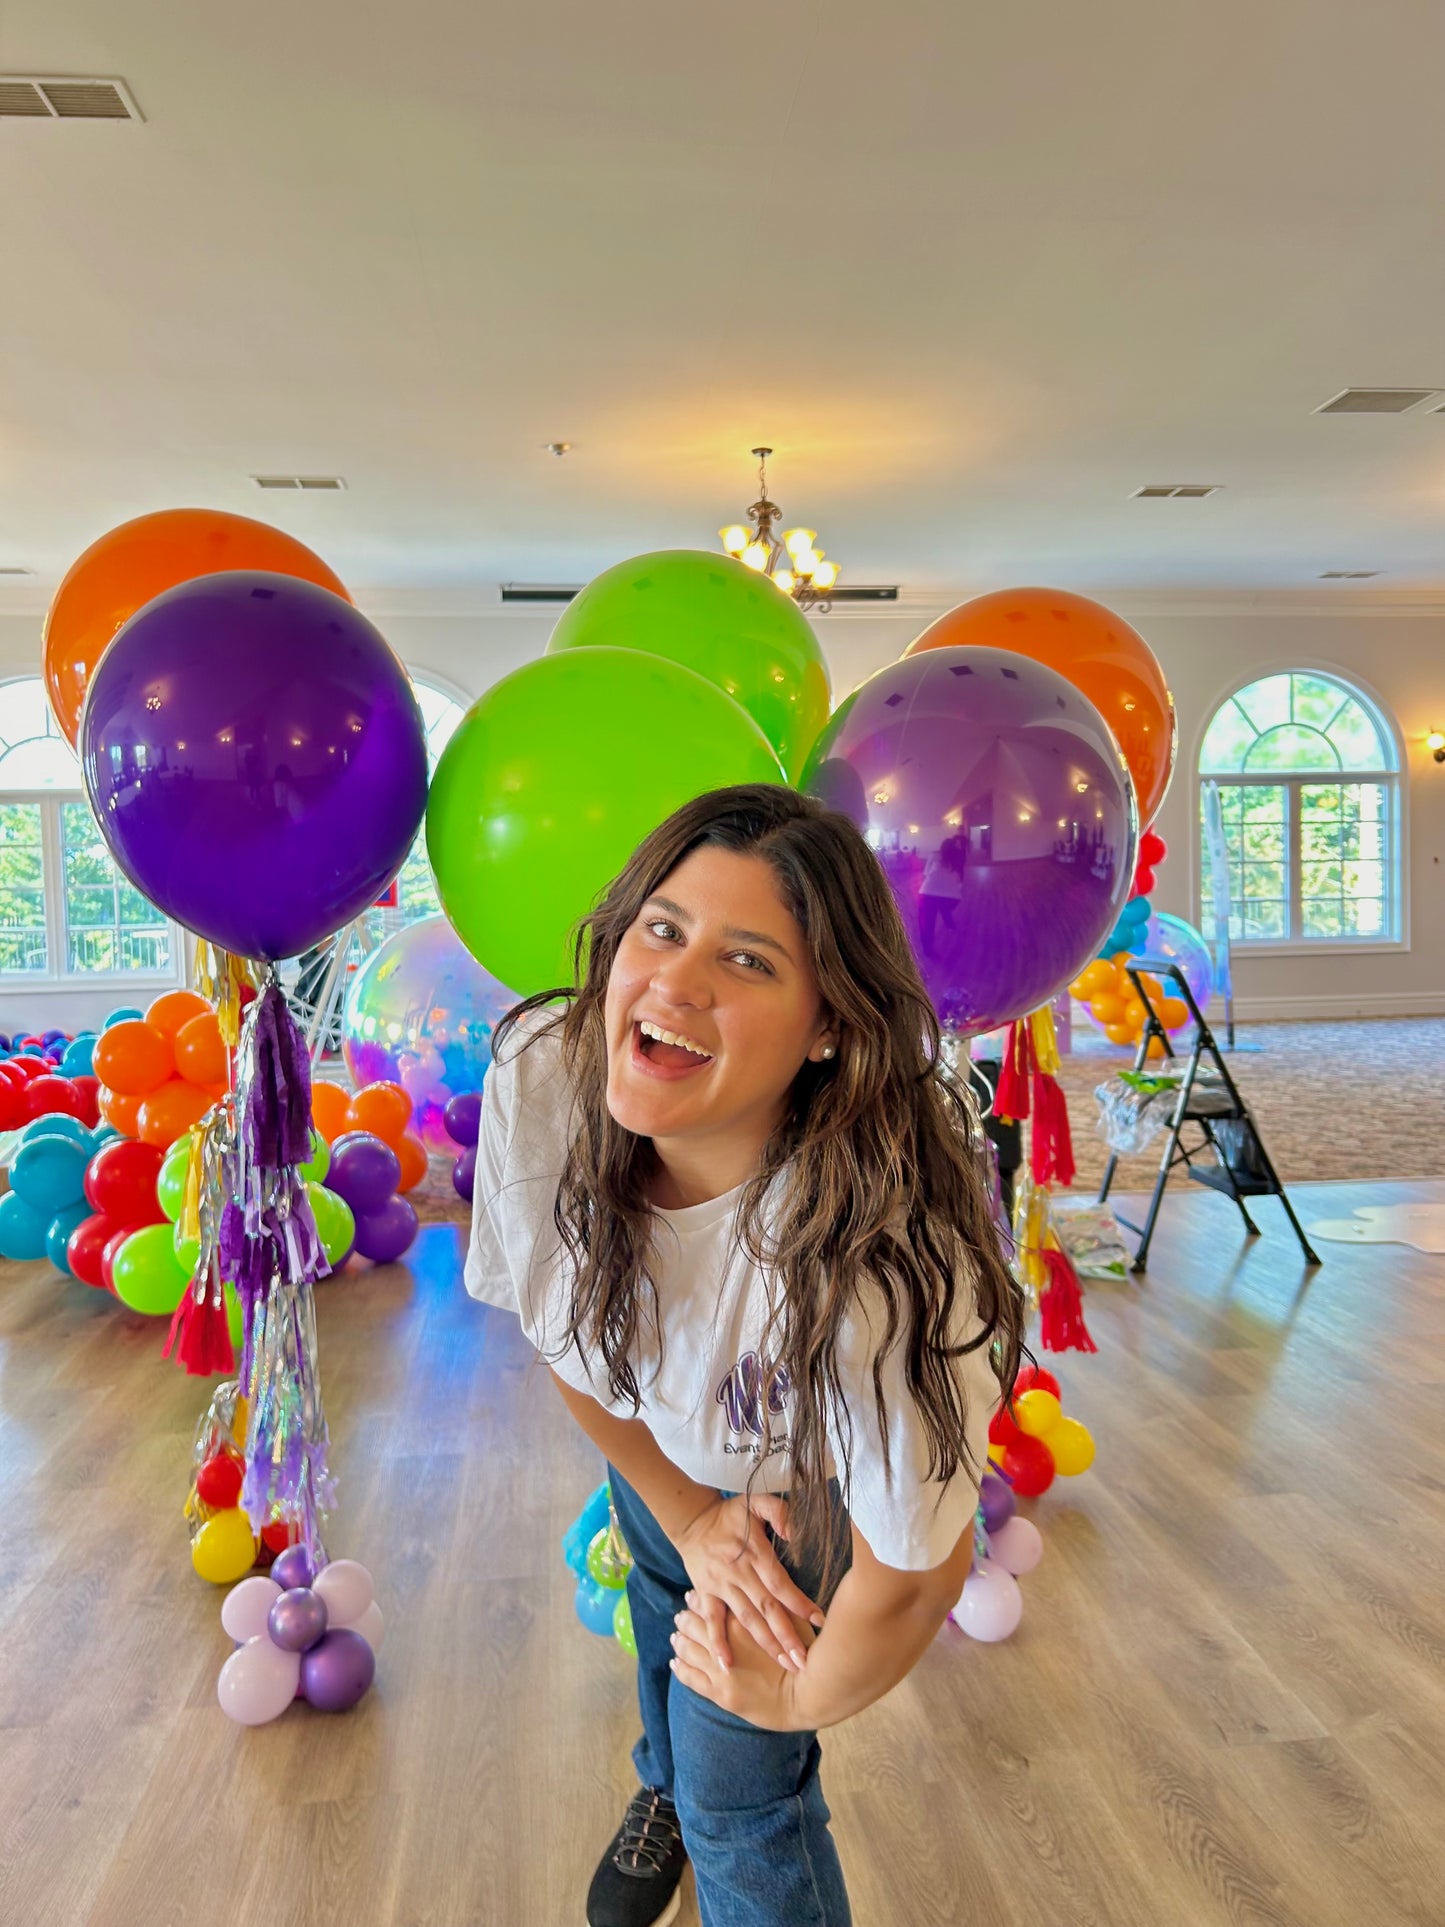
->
<box><xmin>300</xmin><ymin>1628</ymin><xmax>376</xmax><ymax>1712</ymax></box>
<box><xmin>268</xmin><ymin>1586</ymin><xmax>330</xmax><ymax>1653</ymax></box>
<box><xmin>271</xmin><ymin>1543</ymin><xmax>317</xmax><ymax>1591</ymax></box>
<box><xmin>979</xmin><ymin>1472</ymin><xmax>1016</xmax><ymax>1535</ymax></box>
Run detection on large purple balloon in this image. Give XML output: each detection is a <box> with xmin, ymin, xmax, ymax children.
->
<box><xmin>327</xmin><ymin>1131</ymin><xmax>402</xmax><ymax>1214</ymax></box>
<box><xmin>802</xmin><ymin>647</ymin><xmax>1136</xmax><ymax>1032</ymax></box>
<box><xmin>299</xmin><ymin>1627</ymin><xmax>376</xmax><ymax>1712</ymax></box>
<box><xmin>79</xmin><ymin>571</ymin><xmax>428</xmax><ymax>961</ymax></box>
<box><xmin>353</xmin><ymin>1194</ymin><xmax>419</xmax><ymax>1263</ymax></box>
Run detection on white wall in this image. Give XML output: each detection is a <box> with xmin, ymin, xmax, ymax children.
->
<box><xmin>5</xmin><ymin>587</ymin><xmax>1442</xmax><ymax>1026</ymax></box>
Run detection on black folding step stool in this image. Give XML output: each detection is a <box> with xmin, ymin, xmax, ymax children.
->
<box><xmin>1096</xmin><ymin>958</ymin><xmax>1321</xmax><ymax>1274</ymax></box>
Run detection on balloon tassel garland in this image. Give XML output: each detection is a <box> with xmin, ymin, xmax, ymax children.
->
<box><xmin>1027</xmin><ymin>1009</ymin><xmax>1075</xmax><ymax>1189</ymax></box>
<box><xmin>1039</xmin><ymin>1245</ymin><xmax>1096</xmax><ymax>1355</ymax></box>
<box><xmin>219</xmin><ymin>974</ymin><xmax>336</xmax><ymax>1560</ymax></box>
<box><xmin>163</xmin><ymin>1114</ymin><xmax>237</xmax><ymax>1376</ymax></box>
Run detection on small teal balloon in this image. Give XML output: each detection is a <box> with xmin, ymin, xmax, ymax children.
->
<box><xmin>574</xmin><ymin>1578</ymin><xmax>619</xmax><ymax>1638</ymax></box>
<box><xmin>89</xmin><ymin>1123</ymin><xmax>122</xmax><ymax>1150</ymax></box>
<box><xmin>0</xmin><ymin>1191</ymin><xmax>50</xmax><ymax>1262</ymax></box>
<box><xmin>10</xmin><ymin>1136</ymin><xmax>89</xmax><ymax>1216</ymax></box>
<box><xmin>20</xmin><ymin>1113</ymin><xmax>91</xmax><ymax>1149</ymax></box>
<box><xmin>46</xmin><ymin>1200</ymin><xmax>92</xmax><ymax>1275</ymax></box>
<box><xmin>60</xmin><ymin>1035</ymin><xmax>96</xmax><ymax>1077</ymax></box>
<box><xmin>104</xmin><ymin>1006</ymin><xmax>144</xmax><ymax>1028</ymax></box>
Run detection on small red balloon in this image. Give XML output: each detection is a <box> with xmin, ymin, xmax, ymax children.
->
<box><xmin>988</xmin><ymin>1403</ymin><xmax>1024</xmax><ymax>1447</ymax></box>
<box><xmin>0</xmin><ymin>1083</ymin><xmax>26</xmax><ymax>1131</ymax></box>
<box><xmin>23</xmin><ymin>1074</ymin><xmax>87</xmax><ymax>1121</ymax></box>
<box><xmin>1132</xmin><ymin>866</ymin><xmax>1156</xmax><ymax>898</ymax></box>
<box><xmin>99</xmin><ymin>1228</ymin><xmax>131</xmax><ymax>1295</ymax></box>
<box><xmin>70</xmin><ymin>1074</ymin><xmax>102</xmax><ymax>1126</ymax></box>
<box><xmin>260</xmin><ymin>1518</ymin><xmax>296</xmax><ymax>1556</ymax></box>
<box><xmin>6</xmin><ymin>1054</ymin><xmax>50</xmax><ymax>1083</ymax></box>
<box><xmin>84</xmin><ymin>1138</ymin><xmax>166</xmax><ymax>1227</ymax></box>
<box><xmin>1001</xmin><ymin>1435</ymin><xmax>1056</xmax><ymax>1497</ymax></box>
<box><xmin>1013</xmin><ymin>1363</ymin><xmax>1061</xmax><ymax>1401</ymax></box>
<box><xmin>1140</xmin><ymin>828</ymin><xmax>1167</xmax><ymax>866</ymax></box>
<box><xmin>195</xmin><ymin>1454</ymin><xmax>245</xmax><ymax>1509</ymax></box>
<box><xmin>67</xmin><ymin>1212</ymin><xmax>120</xmax><ymax>1290</ymax></box>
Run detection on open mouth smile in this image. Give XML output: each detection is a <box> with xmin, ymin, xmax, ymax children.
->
<box><xmin>629</xmin><ymin>1019</ymin><xmax>717</xmax><ymax>1080</ymax></box>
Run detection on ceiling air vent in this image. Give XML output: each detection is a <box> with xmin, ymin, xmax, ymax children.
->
<box><xmin>252</xmin><ymin>475</ymin><xmax>346</xmax><ymax>491</ymax></box>
<box><xmin>0</xmin><ymin>565</ymin><xmax>34</xmax><ymax>575</ymax></box>
<box><xmin>0</xmin><ymin>76</ymin><xmax>142</xmax><ymax>119</ymax></box>
<box><xmin>1315</xmin><ymin>388</ymin><xmax>1438</xmax><ymax>414</ymax></box>
<box><xmin>500</xmin><ymin>582</ymin><xmax>899</xmax><ymax>606</ymax></box>
<box><xmin>1319</xmin><ymin>570</ymin><xmax>1382</xmax><ymax>579</ymax></box>
<box><xmin>1131</xmin><ymin>484</ymin><xmax>1220</xmax><ymax>500</ymax></box>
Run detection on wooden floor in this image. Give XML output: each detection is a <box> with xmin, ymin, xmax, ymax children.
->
<box><xmin>3</xmin><ymin>1178</ymin><xmax>1444</xmax><ymax>1927</ymax></box>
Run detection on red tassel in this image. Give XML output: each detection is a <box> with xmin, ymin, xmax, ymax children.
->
<box><xmin>163</xmin><ymin>1287</ymin><xmax>236</xmax><ymax>1378</ymax></box>
<box><xmin>1039</xmin><ymin>1246</ymin><xmax>1097</xmax><ymax>1354</ymax></box>
<box><xmin>992</xmin><ymin>1020</ymin><xmax>1033</xmax><ymax>1122</ymax></box>
<box><xmin>1029</xmin><ymin>1071</ymin><xmax>1076</xmax><ymax>1187</ymax></box>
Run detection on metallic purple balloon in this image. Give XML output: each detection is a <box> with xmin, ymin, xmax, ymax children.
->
<box><xmin>979</xmin><ymin>1472</ymin><xmax>1016</xmax><ymax>1534</ymax></box>
<box><xmin>267</xmin><ymin>1585</ymin><xmax>330</xmax><ymax>1653</ymax></box>
<box><xmin>802</xmin><ymin>646</ymin><xmax>1136</xmax><ymax>1033</ymax></box>
<box><xmin>443</xmin><ymin>1090</ymin><xmax>482</xmax><ymax>1149</ymax></box>
<box><xmin>326</xmin><ymin>1131</ymin><xmax>402</xmax><ymax>1214</ymax></box>
<box><xmin>79</xmin><ymin>571</ymin><xmax>428</xmax><ymax>961</ymax></box>
<box><xmin>352</xmin><ymin>1194</ymin><xmax>419</xmax><ymax>1264</ymax></box>
<box><xmin>299</xmin><ymin>1628</ymin><xmax>376</xmax><ymax>1712</ymax></box>
<box><xmin>451</xmin><ymin>1142</ymin><xmax>477</xmax><ymax>1204</ymax></box>
<box><xmin>270</xmin><ymin>1543</ymin><xmax>317</xmax><ymax>1591</ymax></box>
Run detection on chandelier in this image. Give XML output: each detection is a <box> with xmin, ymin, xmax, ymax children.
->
<box><xmin>719</xmin><ymin>447</ymin><xmax>840</xmax><ymax>612</ymax></box>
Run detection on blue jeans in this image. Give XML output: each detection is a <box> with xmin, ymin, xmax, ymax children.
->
<box><xmin>609</xmin><ymin>1468</ymin><xmax>854</xmax><ymax>1927</ymax></box>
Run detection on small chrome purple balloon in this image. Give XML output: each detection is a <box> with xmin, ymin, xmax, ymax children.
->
<box><xmin>270</xmin><ymin>1544</ymin><xmax>317</xmax><ymax>1591</ymax></box>
<box><xmin>443</xmin><ymin>1090</ymin><xmax>482</xmax><ymax>1149</ymax></box>
<box><xmin>327</xmin><ymin>1131</ymin><xmax>402</xmax><ymax>1215</ymax></box>
<box><xmin>979</xmin><ymin>1472</ymin><xmax>1016</xmax><ymax>1535</ymax></box>
<box><xmin>451</xmin><ymin>1142</ymin><xmax>477</xmax><ymax>1204</ymax></box>
<box><xmin>267</xmin><ymin>1586</ymin><xmax>330</xmax><ymax>1653</ymax></box>
<box><xmin>300</xmin><ymin>1628</ymin><xmax>376</xmax><ymax>1712</ymax></box>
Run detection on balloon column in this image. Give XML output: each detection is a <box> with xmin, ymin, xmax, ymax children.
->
<box><xmin>307</xmin><ymin>1077</ymin><xmax>423</xmax><ymax>1263</ymax></box>
<box><xmin>342</xmin><ymin>916</ymin><xmax>516</xmax><ymax>1152</ymax></box>
<box><xmin>0</xmin><ymin>1114</ymin><xmax>111</xmax><ymax>1268</ymax></box>
<box><xmin>91</xmin><ymin>990</ymin><xmax>228</xmax><ymax>1146</ymax></box>
<box><xmin>564</xmin><ymin>1482</ymin><xmax>637</xmax><ymax>1656</ymax></box>
<box><xmin>987</xmin><ymin>1365</ymin><xmax>1096</xmax><ymax>1497</ymax></box>
<box><xmin>948</xmin><ymin>1472</ymin><xmax>1045</xmax><ymax>1644</ymax></box>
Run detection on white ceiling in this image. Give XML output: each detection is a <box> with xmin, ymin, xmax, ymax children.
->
<box><xmin>3</xmin><ymin>0</ymin><xmax>1445</xmax><ymax>599</ymax></box>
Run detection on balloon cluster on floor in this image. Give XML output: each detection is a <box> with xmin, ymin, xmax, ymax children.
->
<box><xmin>309</xmin><ymin>1077</ymin><xmax>426</xmax><ymax>1263</ymax></box>
<box><xmin>218</xmin><ymin>1551</ymin><xmax>382</xmax><ymax>1725</ymax></box>
<box><xmin>0</xmin><ymin>1030</ymin><xmax>101</xmax><ymax>1132</ymax></box>
<box><xmin>950</xmin><ymin>1473</ymin><xmax>1045</xmax><ymax>1644</ymax></box>
<box><xmin>564</xmin><ymin>1482</ymin><xmax>637</xmax><ymax>1657</ymax></box>
<box><xmin>987</xmin><ymin>1365</ymin><xmax>1096</xmax><ymax>1496</ymax></box>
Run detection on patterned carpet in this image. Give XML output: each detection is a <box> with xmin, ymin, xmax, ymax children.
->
<box><xmin>1054</xmin><ymin>1017</ymin><xmax>1445</xmax><ymax>1191</ymax></box>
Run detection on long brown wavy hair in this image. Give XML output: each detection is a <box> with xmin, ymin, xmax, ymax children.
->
<box><xmin>495</xmin><ymin>783</ymin><xmax>1025</xmax><ymax>1579</ymax></box>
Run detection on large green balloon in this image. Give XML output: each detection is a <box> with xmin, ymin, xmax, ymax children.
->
<box><xmin>309</xmin><ymin>1182</ymin><xmax>355</xmax><ymax>1266</ymax></box>
<box><xmin>546</xmin><ymin>551</ymin><xmax>830</xmax><ymax>781</ymax></box>
<box><xmin>426</xmin><ymin>648</ymin><xmax>786</xmax><ymax>994</ymax></box>
<box><xmin>111</xmin><ymin>1222</ymin><xmax>190</xmax><ymax>1317</ymax></box>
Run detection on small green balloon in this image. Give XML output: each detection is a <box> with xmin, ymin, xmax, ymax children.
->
<box><xmin>157</xmin><ymin>1136</ymin><xmax>192</xmax><ymax>1222</ymax></box>
<box><xmin>426</xmin><ymin>646</ymin><xmax>786</xmax><ymax>994</ymax></box>
<box><xmin>300</xmin><ymin>1129</ymin><xmax>330</xmax><ymax>1184</ymax></box>
<box><xmin>308</xmin><ymin>1181</ymin><xmax>354</xmax><ymax>1266</ymax></box>
<box><xmin>613</xmin><ymin>1592</ymin><xmax>637</xmax><ymax>1658</ymax></box>
<box><xmin>547</xmin><ymin>549</ymin><xmax>831</xmax><ymax>780</ymax></box>
<box><xmin>111</xmin><ymin>1222</ymin><xmax>190</xmax><ymax>1317</ymax></box>
<box><xmin>586</xmin><ymin>1526</ymin><xmax>632</xmax><ymax>1591</ymax></box>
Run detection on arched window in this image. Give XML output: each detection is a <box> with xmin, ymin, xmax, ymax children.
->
<box><xmin>381</xmin><ymin>672</ymin><xmax>467</xmax><ymax>928</ymax></box>
<box><xmin>0</xmin><ymin>676</ymin><xmax>178</xmax><ymax>982</ymax></box>
<box><xmin>1199</xmin><ymin>671</ymin><xmax>1400</xmax><ymax>943</ymax></box>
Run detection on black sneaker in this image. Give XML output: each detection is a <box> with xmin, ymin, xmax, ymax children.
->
<box><xmin>585</xmin><ymin>1784</ymin><xmax>687</xmax><ymax>1927</ymax></box>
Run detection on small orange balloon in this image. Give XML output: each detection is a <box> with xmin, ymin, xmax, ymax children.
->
<box><xmin>174</xmin><ymin>1010</ymin><xmax>227</xmax><ymax>1087</ymax></box>
<box><xmin>92</xmin><ymin>1020</ymin><xmax>174</xmax><ymax>1097</ymax></box>
<box><xmin>145</xmin><ymin>988</ymin><xmax>214</xmax><ymax>1039</ymax></box>
<box><xmin>1104</xmin><ymin>1022</ymin><xmax>1134</xmax><ymax>1047</ymax></box>
<box><xmin>1122</xmin><ymin>999</ymin><xmax>1146</xmax><ymax>1029</ymax></box>
<box><xmin>43</xmin><ymin>509</ymin><xmax>352</xmax><ymax>747</ymax></box>
<box><xmin>137</xmin><ymin>1077</ymin><xmax>215</xmax><ymax>1148</ymax></box>
<box><xmin>310</xmin><ymin>1081</ymin><xmax>353</xmax><ymax>1143</ymax></box>
<box><xmin>1091</xmin><ymin>993</ymin><xmax>1124</xmax><ymax>1026</ymax></box>
<box><xmin>1146</xmin><ymin>1035</ymin><xmax>1169</xmax><ymax>1060</ymax></box>
<box><xmin>98</xmin><ymin>1084</ymin><xmax>143</xmax><ymax>1137</ymax></box>
<box><xmin>394</xmin><ymin>1128</ymin><xmax>428</xmax><ymax>1192</ymax></box>
<box><xmin>1159</xmin><ymin>997</ymin><xmax>1188</xmax><ymax>1029</ymax></box>
<box><xmin>345</xmin><ymin>1081</ymin><xmax>413</xmax><ymax>1148</ymax></box>
<box><xmin>903</xmin><ymin>586</ymin><xmax>1177</xmax><ymax>823</ymax></box>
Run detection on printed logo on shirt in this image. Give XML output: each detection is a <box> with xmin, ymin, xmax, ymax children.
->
<box><xmin>716</xmin><ymin>1351</ymin><xmax>791</xmax><ymax>1459</ymax></box>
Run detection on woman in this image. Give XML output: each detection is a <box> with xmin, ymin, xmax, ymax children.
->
<box><xmin>466</xmin><ymin>784</ymin><xmax>1024</xmax><ymax>1927</ymax></box>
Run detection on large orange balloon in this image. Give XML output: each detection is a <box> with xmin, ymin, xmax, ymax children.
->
<box><xmin>310</xmin><ymin>1081</ymin><xmax>353</xmax><ymax>1143</ymax></box>
<box><xmin>346</xmin><ymin>1082</ymin><xmax>412</xmax><ymax>1149</ymax></box>
<box><xmin>394</xmin><ymin>1128</ymin><xmax>429</xmax><ymax>1193</ymax></box>
<box><xmin>174</xmin><ymin>1010</ymin><xmax>228</xmax><ymax>1087</ymax></box>
<box><xmin>904</xmin><ymin>587</ymin><xmax>1176</xmax><ymax>824</ymax></box>
<box><xmin>98</xmin><ymin>1084</ymin><xmax>143</xmax><ymax>1137</ymax></box>
<box><xmin>145</xmin><ymin>988</ymin><xmax>214</xmax><ymax>1040</ymax></box>
<box><xmin>42</xmin><ymin>509</ymin><xmax>351</xmax><ymax>747</ymax></box>
<box><xmin>136</xmin><ymin>1078</ymin><xmax>215</xmax><ymax>1148</ymax></box>
<box><xmin>92</xmin><ymin>1020</ymin><xmax>173</xmax><ymax>1097</ymax></box>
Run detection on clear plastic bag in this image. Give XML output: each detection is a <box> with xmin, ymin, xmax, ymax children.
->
<box><xmin>1049</xmin><ymin>1196</ymin><xmax>1132</xmax><ymax>1279</ymax></box>
<box><xmin>1094</xmin><ymin>1078</ymin><xmax>1176</xmax><ymax>1155</ymax></box>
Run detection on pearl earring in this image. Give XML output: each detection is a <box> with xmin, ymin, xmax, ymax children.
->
<box><xmin>820</xmin><ymin>1045</ymin><xmax>836</xmax><ymax>1060</ymax></box>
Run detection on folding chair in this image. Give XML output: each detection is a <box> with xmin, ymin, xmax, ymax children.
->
<box><xmin>1096</xmin><ymin>959</ymin><xmax>1321</xmax><ymax>1274</ymax></box>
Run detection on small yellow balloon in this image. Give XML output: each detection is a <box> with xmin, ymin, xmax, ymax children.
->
<box><xmin>1049</xmin><ymin>1416</ymin><xmax>1096</xmax><ymax>1476</ymax></box>
<box><xmin>191</xmin><ymin>1507</ymin><xmax>258</xmax><ymax>1585</ymax></box>
<box><xmin>1014</xmin><ymin>1389</ymin><xmax>1063</xmax><ymax>1438</ymax></box>
<box><xmin>987</xmin><ymin>1442</ymin><xmax>1006</xmax><ymax>1468</ymax></box>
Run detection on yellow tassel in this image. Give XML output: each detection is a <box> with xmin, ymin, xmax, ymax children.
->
<box><xmin>1029</xmin><ymin>1006</ymin><xmax>1061</xmax><ymax>1078</ymax></box>
<box><xmin>178</xmin><ymin>1129</ymin><xmax>205</xmax><ymax>1252</ymax></box>
<box><xmin>194</xmin><ymin>941</ymin><xmax>256</xmax><ymax>1049</ymax></box>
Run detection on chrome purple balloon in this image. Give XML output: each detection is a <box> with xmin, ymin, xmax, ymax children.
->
<box><xmin>802</xmin><ymin>647</ymin><xmax>1136</xmax><ymax>1033</ymax></box>
<box><xmin>451</xmin><ymin>1142</ymin><xmax>477</xmax><ymax>1204</ymax></box>
<box><xmin>270</xmin><ymin>1543</ymin><xmax>317</xmax><ymax>1591</ymax></box>
<box><xmin>979</xmin><ymin>1472</ymin><xmax>1015</xmax><ymax>1534</ymax></box>
<box><xmin>352</xmin><ymin>1194</ymin><xmax>419</xmax><ymax>1264</ymax></box>
<box><xmin>299</xmin><ymin>1628</ymin><xmax>376</xmax><ymax>1712</ymax></box>
<box><xmin>267</xmin><ymin>1586</ymin><xmax>329</xmax><ymax>1653</ymax></box>
<box><xmin>79</xmin><ymin>571</ymin><xmax>428</xmax><ymax>961</ymax></box>
<box><xmin>326</xmin><ymin>1132</ymin><xmax>402</xmax><ymax>1215</ymax></box>
<box><xmin>443</xmin><ymin>1090</ymin><xmax>482</xmax><ymax>1149</ymax></box>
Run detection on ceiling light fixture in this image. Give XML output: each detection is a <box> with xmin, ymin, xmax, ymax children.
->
<box><xmin>1428</xmin><ymin>728</ymin><xmax>1445</xmax><ymax>764</ymax></box>
<box><xmin>719</xmin><ymin>447</ymin><xmax>840</xmax><ymax>612</ymax></box>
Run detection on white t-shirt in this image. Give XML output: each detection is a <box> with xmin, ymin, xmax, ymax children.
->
<box><xmin>464</xmin><ymin>1014</ymin><xmax>996</xmax><ymax>1570</ymax></box>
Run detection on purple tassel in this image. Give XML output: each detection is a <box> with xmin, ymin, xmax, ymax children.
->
<box><xmin>243</xmin><ymin>983</ymin><xmax>314</xmax><ymax>1171</ymax></box>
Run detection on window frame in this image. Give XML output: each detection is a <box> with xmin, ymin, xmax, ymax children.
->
<box><xmin>1195</xmin><ymin>665</ymin><xmax>1407</xmax><ymax>956</ymax></box>
<box><xmin>0</xmin><ymin>785</ymin><xmax>186</xmax><ymax>992</ymax></box>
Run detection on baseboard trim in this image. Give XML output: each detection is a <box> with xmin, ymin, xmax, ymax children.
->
<box><xmin>1223</xmin><ymin>991</ymin><xmax>1445</xmax><ymax>1021</ymax></box>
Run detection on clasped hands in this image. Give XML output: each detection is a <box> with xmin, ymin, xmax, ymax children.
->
<box><xmin>667</xmin><ymin>1494</ymin><xmax>823</xmax><ymax>1731</ymax></box>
